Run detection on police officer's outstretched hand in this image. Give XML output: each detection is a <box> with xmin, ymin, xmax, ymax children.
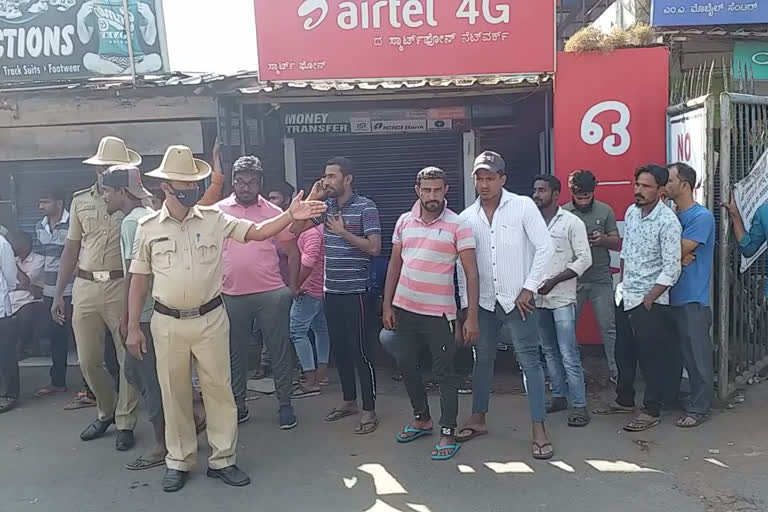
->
<box><xmin>126</xmin><ymin>326</ymin><xmax>148</xmax><ymax>361</ymax></box>
<box><xmin>289</xmin><ymin>191</ymin><xmax>328</xmax><ymax>220</ymax></box>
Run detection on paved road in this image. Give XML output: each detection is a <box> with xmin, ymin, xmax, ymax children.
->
<box><xmin>1</xmin><ymin>367</ymin><xmax>767</xmax><ymax>512</ymax></box>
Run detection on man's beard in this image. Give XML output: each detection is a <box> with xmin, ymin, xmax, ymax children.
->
<box><xmin>422</xmin><ymin>200</ymin><xmax>443</xmax><ymax>213</ymax></box>
<box><xmin>573</xmin><ymin>198</ymin><xmax>594</xmax><ymax>212</ymax></box>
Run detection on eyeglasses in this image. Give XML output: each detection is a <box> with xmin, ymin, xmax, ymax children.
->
<box><xmin>233</xmin><ymin>178</ymin><xmax>259</xmax><ymax>188</ymax></box>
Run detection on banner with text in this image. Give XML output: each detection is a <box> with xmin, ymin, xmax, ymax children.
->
<box><xmin>554</xmin><ymin>47</ymin><xmax>669</xmax><ymax>344</ymax></box>
<box><xmin>651</xmin><ymin>0</ymin><xmax>768</xmax><ymax>26</ymax></box>
<box><xmin>254</xmin><ymin>0</ymin><xmax>555</xmax><ymax>81</ymax></box>
<box><xmin>667</xmin><ymin>106</ymin><xmax>709</xmax><ymax>205</ymax></box>
<box><xmin>283</xmin><ymin>107</ymin><xmax>468</xmax><ymax>135</ymax></box>
<box><xmin>0</xmin><ymin>0</ymin><xmax>168</xmax><ymax>83</ymax></box>
<box><xmin>733</xmin><ymin>148</ymin><xmax>768</xmax><ymax>273</ymax></box>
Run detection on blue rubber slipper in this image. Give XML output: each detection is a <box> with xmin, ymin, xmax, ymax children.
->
<box><xmin>431</xmin><ymin>443</ymin><xmax>461</xmax><ymax>461</ymax></box>
<box><xmin>396</xmin><ymin>424</ymin><xmax>433</xmax><ymax>443</ymax></box>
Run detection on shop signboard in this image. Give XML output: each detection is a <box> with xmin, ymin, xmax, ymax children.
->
<box><xmin>554</xmin><ymin>47</ymin><xmax>669</xmax><ymax>343</ymax></box>
<box><xmin>283</xmin><ymin>108</ymin><xmax>467</xmax><ymax>135</ymax></box>
<box><xmin>651</xmin><ymin>0</ymin><xmax>768</xmax><ymax>26</ymax></box>
<box><xmin>0</xmin><ymin>0</ymin><xmax>168</xmax><ymax>83</ymax></box>
<box><xmin>733</xmin><ymin>41</ymin><xmax>768</xmax><ymax>80</ymax></box>
<box><xmin>254</xmin><ymin>0</ymin><xmax>555</xmax><ymax>81</ymax></box>
<box><xmin>667</xmin><ymin>107</ymin><xmax>708</xmax><ymax>205</ymax></box>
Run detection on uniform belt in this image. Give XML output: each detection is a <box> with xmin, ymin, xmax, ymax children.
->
<box><xmin>154</xmin><ymin>296</ymin><xmax>223</xmax><ymax>320</ymax></box>
<box><xmin>77</xmin><ymin>269</ymin><xmax>124</xmax><ymax>283</ymax></box>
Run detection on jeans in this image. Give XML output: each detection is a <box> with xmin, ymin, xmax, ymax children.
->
<box><xmin>473</xmin><ymin>303</ymin><xmax>546</xmax><ymax>422</ymax></box>
<box><xmin>224</xmin><ymin>287</ymin><xmax>294</xmax><ymax>409</ymax></box>
<box><xmin>538</xmin><ymin>304</ymin><xmax>587</xmax><ymax>408</ymax></box>
<box><xmin>576</xmin><ymin>281</ymin><xmax>617</xmax><ymax>374</ymax></box>
<box><xmin>673</xmin><ymin>303</ymin><xmax>713</xmax><ymax>415</ymax></box>
<box><xmin>44</xmin><ymin>296</ymin><xmax>72</xmax><ymax>388</ymax></box>
<box><xmin>290</xmin><ymin>295</ymin><xmax>330</xmax><ymax>372</ymax></box>
<box><xmin>325</xmin><ymin>293</ymin><xmax>376</xmax><ymax>411</ymax></box>
<box><xmin>395</xmin><ymin>309</ymin><xmax>460</xmax><ymax>429</ymax></box>
<box><xmin>626</xmin><ymin>304</ymin><xmax>676</xmax><ymax>417</ymax></box>
<box><xmin>0</xmin><ymin>315</ymin><xmax>18</xmax><ymax>399</ymax></box>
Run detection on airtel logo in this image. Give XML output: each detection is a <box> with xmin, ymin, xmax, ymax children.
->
<box><xmin>580</xmin><ymin>101</ymin><xmax>631</xmax><ymax>157</ymax></box>
<box><xmin>299</xmin><ymin>0</ymin><xmax>329</xmax><ymax>30</ymax></box>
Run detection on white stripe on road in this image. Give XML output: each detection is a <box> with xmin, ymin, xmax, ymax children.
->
<box><xmin>549</xmin><ymin>461</ymin><xmax>576</xmax><ymax>473</ymax></box>
<box><xmin>358</xmin><ymin>464</ymin><xmax>408</xmax><ymax>495</ymax></box>
<box><xmin>585</xmin><ymin>460</ymin><xmax>662</xmax><ymax>473</ymax></box>
<box><xmin>485</xmin><ymin>462</ymin><xmax>535</xmax><ymax>474</ymax></box>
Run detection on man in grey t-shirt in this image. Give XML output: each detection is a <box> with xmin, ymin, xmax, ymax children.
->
<box><xmin>563</xmin><ymin>170</ymin><xmax>621</xmax><ymax>380</ymax></box>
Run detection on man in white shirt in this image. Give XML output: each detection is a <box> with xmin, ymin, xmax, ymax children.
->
<box><xmin>0</xmin><ymin>231</ymin><xmax>19</xmax><ymax>413</ymax></box>
<box><xmin>457</xmin><ymin>151</ymin><xmax>555</xmax><ymax>459</ymax></box>
<box><xmin>10</xmin><ymin>231</ymin><xmax>46</xmax><ymax>359</ymax></box>
<box><xmin>533</xmin><ymin>175</ymin><xmax>592</xmax><ymax>427</ymax></box>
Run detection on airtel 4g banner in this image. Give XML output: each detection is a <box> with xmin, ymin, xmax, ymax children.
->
<box><xmin>253</xmin><ymin>0</ymin><xmax>555</xmax><ymax>81</ymax></box>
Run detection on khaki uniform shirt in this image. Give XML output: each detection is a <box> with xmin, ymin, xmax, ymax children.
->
<box><xmin>68</xmin><ymin>183</ymin><xmax>124</xmax><ymax>272</ymax></box>
<box><xmin>130</xmin><ymin>203</ymin><xmax>255</xmax><ymax>310</ymax></box>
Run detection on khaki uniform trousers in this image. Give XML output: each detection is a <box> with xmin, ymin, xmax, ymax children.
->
<box><xmin>71</xmin><ymin>277</ymin><xmax>139</xmax><ymax>430</ymax></box>
<box><xmin>151</xmin><ymin>305</ymin><xmax>237</xmax><ymax>472</ymax></box>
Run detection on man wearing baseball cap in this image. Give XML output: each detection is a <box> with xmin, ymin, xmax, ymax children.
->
<box><xmin>457</xmin><ymin>150</ymin><xmax>555</xmax><ymax>459</ymax></box>
<box><xmin>125</xmin><ymin>145</ymin><xmax>327</xmax><ymax>492</ymax></box>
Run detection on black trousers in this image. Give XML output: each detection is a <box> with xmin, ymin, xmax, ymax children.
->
<box><xmin>43</xmin><ymin>296</ymin><xmax>72</xmax><ymax>388</ymax></box>
<box><xmin>325</xmin><ymin>293</ymin><xmax>376</xmax><ymax>411</ymax></box>
<box><xmin>396</xmin><ymin>308</ymin><xmax>460</xmax><ymax>429</ymax></box>
<box><xmin>614</xmin><ymin>302</ymin><xmax>637</xmax><ymax>408</ymax></box>
<box><xmin>624</xmin><ymin>304</ymin><xmax>677</xmax><ymax>417</ymax></box>
<box><xmin>15</xmin><ymin>302</ymin><xmax>42</xmax><ymax>357</ymax></box>
<box><xmin>0</xmin><ymin>315</ymin><xmax>19</xmax><ymax>399</ymax></box>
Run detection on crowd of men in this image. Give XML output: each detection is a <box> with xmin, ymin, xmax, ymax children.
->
<box><xmin>0</xmin><ymin>134</ymin><xmax>750</xmax><ymax>492</ymax></box>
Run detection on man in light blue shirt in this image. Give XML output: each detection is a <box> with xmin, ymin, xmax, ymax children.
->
<box><xmin>667</xmin><ymin>163</ymin><xmax>716</xmax><ymax>428</ymax></box>
<box><xmin>727</xmin><ymin>193</ymin><xmax>768</xmax><ymax>298</ymax></box>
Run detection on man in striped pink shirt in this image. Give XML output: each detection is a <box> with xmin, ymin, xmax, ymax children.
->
<box><xmin>383</xmin><ymin>167</ymin><xmax>480</xmax><ymax>461</ymax></box>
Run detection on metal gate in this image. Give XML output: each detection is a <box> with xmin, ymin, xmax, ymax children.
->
<box><xmin>718</xmin><ymin>93</ymin><xmax>768</xmax><ymax>399</ymax></box>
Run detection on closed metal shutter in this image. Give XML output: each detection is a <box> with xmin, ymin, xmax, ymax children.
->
<box><xmin>476</xmin><ymin>127</ymin><xmax>541</xmax><ymax>195</ymax></box>
<box><xmin>9</xmin><ymin>157</ymin><xmax>162</xmax><ymax>240</ymax></box>
<box><xmin>295</xmin><ymin>133</ymin><xmax>465</xmax><ymax>257</ymax></box>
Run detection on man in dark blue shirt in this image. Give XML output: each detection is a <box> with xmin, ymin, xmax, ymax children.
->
<box><xmin>666</xmin><ymin>163</ymin><xmax>716</xmax><ymax>428</ymax></box>
<box><xmin>292</xmin><ymin>157</ymin><xmax>382</xmax><ymax>435</ymax></box>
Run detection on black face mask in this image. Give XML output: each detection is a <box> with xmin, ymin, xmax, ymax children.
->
<box><xmin>170</xmin><ymin>185</ymin><xmax>200</xmax><ymax>208</ymax></box>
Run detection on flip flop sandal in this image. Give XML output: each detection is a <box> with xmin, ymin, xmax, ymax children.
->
<box><xmin>431</xmin><ymin>443</ymin><xmax>461</xmax><ymax>461</ymax></box>
<box><xmin>532</xmin><ymin>442</ymin><xmax>554</xmax><ymax>460</ymax></box>
<box><xmin>624</xmin><ymin>416</ymin><xmax>661</xmax><ymax>432</ymax></box>
<box><xmin>396</xmin><ymin>424</ymin><xmax>433</xmax><ymax>443</ymax></box>
<box><xmin>676</xmin><ymin>414</ymin><xmax>707</xmax><ymax>428</ymax></box>
<box><xmin>324</xmin><ymin>408</ymin><xmax>358</xmax><ymax>422</ymax></box>
<box><xmin>292</xmin><ymin>386</ymin><xmax>321</xmax><ymax>399</ymax></box>
<box><xmin>456</xmin><ymin>427</ymin><xmax>488</xmax><ymax>443</ymax></box>
<box><xmin>125</xmin><ymin>457</ymin><xmax>165</xmax><ymax>471</ymax></box>
<box><xmin>35</xmin><ymin>387</ymin><xmax>67</xmax><ymax>397</ymax></box>
<box><xmin>355</xmin><ymin>418</ymin><xmax>379</xmax><ymax>435</ymax></box>
<box><xmin>593</xmin><ymin>402</ymin><xmax>634</xmax><ymax>415</ymax></box>
<box><xmin>568</xmin><ymin>410</ymin><xmax>591</xmax><ymax>427</ymax></box>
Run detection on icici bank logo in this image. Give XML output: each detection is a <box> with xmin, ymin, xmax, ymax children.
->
<box><xmin>580</xmin><ymin>101</ymin><xmax>631</xmax><ymax>157</ymax></box>
<box><xmin>299</xmin><ymin>0</ymin><xmax>329</xmax><ymax>30</ymax></box>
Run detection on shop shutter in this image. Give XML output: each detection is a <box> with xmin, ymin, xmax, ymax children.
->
<box><xmin>295</xmin><ymin>133</ymin><xmax>465</xmax><ymax>257</ymax></box>
<box><xmin>476</xmin><ymin>127</ymin><xmax>541</xmax><ymax>195</ymax></box>
<box><xmin>9</xmin><ymin>157</ymin><xmax>162</xmax><ymax>241</ymax></box>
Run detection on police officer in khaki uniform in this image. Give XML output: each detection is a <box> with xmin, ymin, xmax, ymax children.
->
<box><xmin>125</xmin><ymin>146</ymin><xmax>326</xmax><ymax>492</ymax></box>
<box><xmin>52</xmin><ymin>136</ymin><xmax>140</xmax><ymax>450</ymax></box>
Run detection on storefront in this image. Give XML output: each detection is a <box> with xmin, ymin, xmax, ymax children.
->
<box><xmin>0</xmin><ymin>74</ymin><xmax>225</xmax><ymax>234</ymax></box>
<box><xmin>216</xmin><ymin>77</ymin><xmax>552</xmax><ymax>260</ymax></box>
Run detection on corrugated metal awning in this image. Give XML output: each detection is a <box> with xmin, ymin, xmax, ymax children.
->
<box><xmin>237</xmin><ymin>74</ymin><xmax>550</xmax><ymax>96</ymax></box>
